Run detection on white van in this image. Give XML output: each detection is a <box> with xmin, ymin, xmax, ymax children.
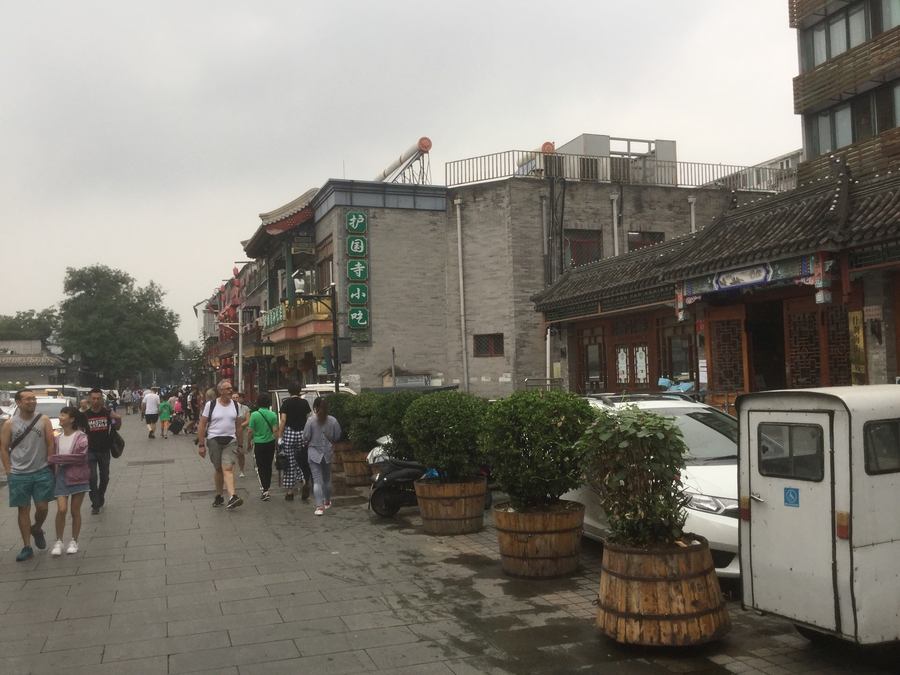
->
<box><xmin>738</xmin><ymin>386</ymin><xmax>900</xmax><ymax>645</ymax></box>
<box><xmin>269</xmin><ymin>384</ymin><xmax>357</xmax><ymax>417</ymax></box>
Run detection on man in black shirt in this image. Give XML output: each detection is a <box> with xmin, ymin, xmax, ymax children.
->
<box><xmin>85</xmin><ymin>388</ymin><xmax>121</xmax><ymax>515</ymax></box>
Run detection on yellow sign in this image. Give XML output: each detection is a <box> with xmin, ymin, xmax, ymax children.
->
<box><xmin>848</xmin><ymin>311</ymin><xmax>866</xmax><ymax>386</ymax></box>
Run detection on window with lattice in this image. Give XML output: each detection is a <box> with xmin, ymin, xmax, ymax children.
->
<box><xmin>565</xmin><ymin>229</ymin><xmax>603</xmax><ymax>267</ymax></box>
<box><xmin>474</xmin><ymin>333</ymin><xmax>504</xmax><ymax>357</ymax></box>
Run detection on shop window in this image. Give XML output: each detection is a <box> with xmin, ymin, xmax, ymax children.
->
<box><xmin>864</xmin><ymin>419</ymin><xmax>900</xmax><ymax>474</ymax></box>
<box><xmin>758</xmin><ymin>423</ymin><xmax>825</xmax><ymax>481</ymax></box>
<box><xmin>627</xmin><ymin>231</ymin><xmax>665</xmax><ymax>252</ymax></box>
<box><xmin>474</xmin><ymin>333</ymin><xmax>504</xmax><ymax>357</ymax></box>
<box><xmin>565</xmin><ymin>229</ymin><xmax>603</xmax><ymax>267</ymax></box>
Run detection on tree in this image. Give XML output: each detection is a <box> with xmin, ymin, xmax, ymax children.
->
<box><xmin>57</xmin><ymin>265</ymin><xmax>180</xmax><ymax>382</ymax></box>
<box><xmin>0</xmin><ymin>308</ymin><xmax>58</xmax><ymax>348</ymax></box>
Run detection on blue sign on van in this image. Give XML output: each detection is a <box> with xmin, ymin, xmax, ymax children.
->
<box><xmin>784</xmin><ymin>487</ymin><xmax>800</xmax><ymax>508</ymax></box>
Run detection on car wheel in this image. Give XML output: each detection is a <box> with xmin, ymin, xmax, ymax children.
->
<box><xmin>370</xmin><ymin>487</ymin><xmax>402</xmax><ymax>518</ymax></box>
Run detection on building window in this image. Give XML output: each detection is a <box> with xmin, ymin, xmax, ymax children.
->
<box><xmin>474</xmin><ymin>333</ymin><xmax>504</xmax><ymax>357</ymax></box>
<box><xmin>802</xmin><ymin>1</ymin><xmax>870</xmax><ymax>70</ymax></box>
<box><xmin>627</xmin><ymin>231</ymin><xmax>665</xmax><ymax>252</ymax></box>
<box><xmin>316</xmin><ymin>237</ymin><xmax>333</xmax><ymax>291</ymax></box>
<box><xmin>564</xmin><ymin>229</ymin><xmax>603</xmax><ymax>267</ymax></box>
<box><xmin>807</xmin><ymin>80</ymin><xmax>900</xmax><ymax>157</ymax></box>
<box><xmin>883</xmin><ymin>0</ymin><xmax>900</xmax><ymax>29</ymax></box>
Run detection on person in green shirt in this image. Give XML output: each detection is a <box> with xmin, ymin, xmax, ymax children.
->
<box><xmin>248</xmin><ymin>393</ymin><xmax>279</xmax><ymax>501</ymax></box>
<box><xmin>159</xmin><ymin>398</ymin><xmax>174</xmax><ymax>439</ymax></box>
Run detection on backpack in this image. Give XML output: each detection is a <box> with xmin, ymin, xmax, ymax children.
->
<box><xmin>207</xmin><ymin>399</ymin><xmax>239</xmax><ymax>427</ymax></box>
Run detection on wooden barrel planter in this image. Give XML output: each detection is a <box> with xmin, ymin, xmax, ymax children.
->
<box><xmin>343</xmin><ymin>450</ymin><xmax>372</xmax><ymax>487</ymax></box>
<box><xmin>597</xmin><ymin>535</ymin><xmax>731</xmax><ymax>646</ymax></box>
<box><xmin>414</xmin><ymin>476</ymin><xmax>486</xmax><ymax>535</ymax></box>
<box><xmin>331</xmin><ymin>473</ymin><xmax>349</xmax><ymax>496</ymax></box>
<box><xmin>493</xmin><ymin>500</ymin><xmax>585</xmax><ymax>578</ymax></box>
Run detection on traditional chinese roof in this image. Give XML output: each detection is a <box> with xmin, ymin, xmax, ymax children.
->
<box><xmin>533</xmin><ymin>162</ymin><xmax>900</xmax><ymax>314</ymax></box>
<box><xmin>0</xmin><ymin>354</ymin><xmax>65</xmax><ymax>368</ymax></box>
<box><xmin>244</xmin><ymin>187</ymin><xmax>319</xmax><ymax>258</ymax></box>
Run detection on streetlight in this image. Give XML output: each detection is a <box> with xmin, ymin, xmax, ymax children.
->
<box><xmin>252</xmin><ymin>339</ymin><xmax>276</xmax><ymax>397</ymax></box>
<box><xmin>296</xmin><ymin>284</ymin><xmax>341</xmax><ymax>393</ymax></box>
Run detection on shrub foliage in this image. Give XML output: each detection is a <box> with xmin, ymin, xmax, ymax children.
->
<box><xmin>324</xmin><ymin>392</ymin><xmax>355</xmax><ymax>442</ymax></box>
<box><xmin>379</xmin><ymin>390</ymin><xmax>423</xmax><ymax>461</ymax></box>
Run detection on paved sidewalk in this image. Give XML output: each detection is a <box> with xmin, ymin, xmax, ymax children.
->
<box><xmin>1</xmin><ymin>415</ymin><xmax>897</xmax><ymax>675</ymax></box>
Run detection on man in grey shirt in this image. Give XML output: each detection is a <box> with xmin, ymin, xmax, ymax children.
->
<box><xmin>0</xmin><ymin>390</ymin><xmax>56</xmax><ymax>561</ymax></box>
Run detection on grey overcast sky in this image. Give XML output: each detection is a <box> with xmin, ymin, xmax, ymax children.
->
<box><xmin>1</xmin><ymin>1</ymin><xmax>800</xmax><ymax>344</ymax></box>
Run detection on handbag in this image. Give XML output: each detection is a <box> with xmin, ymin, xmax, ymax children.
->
<box><xmin>110</xmin><ymin>428</ymin><xmax>125</xmax><ymax>459</ymax></box>
<box><xmin>274</xmin><ymin>452</ymin><xmax>288</xmax><ymax>471</ymax></box>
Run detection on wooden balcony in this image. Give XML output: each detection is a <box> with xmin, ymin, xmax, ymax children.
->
<box><xmin>789</xmin><ymin>1</ymin><xmax>836</xmax><ymax>28</ymax></box>
<box><xmin>262</xmin><ymin>300</ymin><xmax>331</xmax><ymax>334</ymax></box>
<box><xmin>797</xmin><ymin>126</ymin><xmax>900</xmax><ymax>182</ymax></box>
<box><xmin>794</xmin><ymin>28</ymin><xmax>900</xmax><ymax>114</ymax></box>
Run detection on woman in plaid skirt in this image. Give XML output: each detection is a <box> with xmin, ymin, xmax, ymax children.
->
<box><xmin>277</xmin><ymin>381</ymin><xmax>312</xmax><ymax>501</ymax></box>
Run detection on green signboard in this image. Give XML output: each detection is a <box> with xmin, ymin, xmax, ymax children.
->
<box><xmin>347</xmin><ymin>259</ymin><xmax>369</xmax><ymax>281</ymax></box>
<box><xmin>347</xmin><ymin>235</ymin><xmax>367</xmax><ymax>257</ymax></box>
<box><xmin>348</xmin><ymin>283</ymin><xmax>368</xmax><ymax>305</ymax></box>
<box><xmin>346</xmin><ymin>211</ymin><xmax>367</xmax><ymax>233</ymax></box>
<box><xmin>348</xmin><ymin>307</ymin><xmax>369</xmax><ymax>328</ymax></box>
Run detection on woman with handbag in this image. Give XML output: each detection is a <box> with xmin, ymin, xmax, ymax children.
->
<box><xmin>302</xmin><ymin>397</ymin><xmax>341</xmax><ymax>516</ymax></box>
<box><xmin>48</xmin><ymin>406</ymin><xmax>90</xmax><ymax>555</ymax></box>
<box><xmin>276</xmin><ymin>381</ymin><xmax>311</xmax><ymax>501</ymax></box>
<box><xmin>248</xmin><ymin>394</ymin><xmax>279</xmax><ymax>501</ymax></box>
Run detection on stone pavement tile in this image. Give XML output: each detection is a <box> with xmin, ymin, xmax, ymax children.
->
<box><xmin>0</xmin><ymin>636</ymin><xmax>46</xmax><ymax>656</ymax></box>
<box><xmin>341</xmin><ymin>609</ymin><xmax>407</xmax><ymax>631</ymax></box>
<box><xmin>168</xmin><ymin>638</ymin><xmax>301</xmax><ymax>674</ymax></box>
<box><xmin>75</xmin><ymin>555</ymin><xmax>166</xmax><ymax>575</ymax></box>
<box><xmin>58</xmin><ymin>595</ymin><xmax>167</xmax><ymax>620</ymax></box>
<box><xmin>320</xmin><ymin>581</ymin><xmax>411</xmax><ymax>602</ymax></box>
<box><xmin>299</xmin><ymin>625</ymin><xmax>421</xmax><ymax>656</ymax></box>
<box><xmin>0</xmin><ymin>645</ymin><xmax>103</xmax><ymax>672</ymax></box>
<box><xmin>116</xmin><ymin>578</ymin><xmax>216</xmax><ymax>602</ymax></box>
<box><xmin>0</xmin><ymin>607</ymin><xmax>59</xmax><ymax>627</ymax></box>
<box><xmin>230</xmin><ymin>615</ymin><xmax>348</xmax><ymax>646</ymax></box>
<box><xmin>66</xmin><ymin>654</ymin><xmax>170</xmax><ymax>675</ymax></box>
<box><xmin>168</xmin><ymin>608</ymin><xmax>282</xmax><ymax>637</ymax></box>
<box><xmin>22</xmin><ymin>570</ymin><xmax>120</xmax><ymax>592</ymax></box>
<box><xmin>219</xmin><ymin>590</ymin><xmax>325</xmax><ymax>616</ymax></box>
<box><xmin>165</xmin><ymin>563</ymin><xmax>259</xmax><ymax>586</ymax></box>
<box><xmin>409</xmin><ymin>619</ymin><xmax>480</xmax><ymax>641</ymax></box>
<box><xmin>365</xmin><ymin>637</ymin><xmax>485</xmax><ymax>670</ymax></box>
<box><xmin>445</xmin><ymin>656</ymin><xmax>517</xmax><ymax>675</ymax></box>
<box><xmin>43</xmin><ymin>619</ymin><xmax>168</xmax><ymax>652</ymax></box>
<box><xmin>278</xmin><ymin>595</ymin><xmax>388</xmax><ymax>623</ymax></box>
<box><xmin>120</xmin><ymin>560</ymin><xmax>209</xmax><ymax>580</ymax></box>
<box><xmin>102</xmin><ymin>629</ymin><xmax>232</xmax><ymax>662</ymax></box>
<box><xmin>167</xmin><ymin>584</ymin><xmax>271</xmax><ymax>609</ymax></box>
<box><xmin>214</xmin><ymin>569</ymin><xmax>310</xmax><ymax>591</ymax></box>
<box><xmin>391</xmin><ymin>604</ymin><xmax>461</xmax><ymax>625</ymax></box>
<box><xmin>166</xmin><ymin>550</ymin><xmax>250</xmax><ymax>568</ymax></box>
<box><xmin>381</xmin><ymin>590</ymin><xmax>458</xmax><ymax>609</ymax></box>
<box><xmin>239</xmin><ymin>649</ymin><xmax>375</xmax><ymax>675</ymax></box>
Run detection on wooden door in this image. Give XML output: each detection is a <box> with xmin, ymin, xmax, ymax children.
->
<box><xmin>705</xmin><ymin>305</ymin><xmax>749</xmax><ymax>414</ymax></box>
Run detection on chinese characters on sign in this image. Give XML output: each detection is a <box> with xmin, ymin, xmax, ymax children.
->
<box><xmin>346</xmin><ymin>210</ymin><xmax>370</xmax><ymax>341</ymax></box>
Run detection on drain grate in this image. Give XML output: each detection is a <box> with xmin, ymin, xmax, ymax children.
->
<box><xmin>127</xmin><ymin>459</ymin><xmax>176</xmax><ymax>466</ymax></box>
<box><xmin>180</xmin><ymin>488</ymin><xmax>250</xmax><ymax>501</ymax></box>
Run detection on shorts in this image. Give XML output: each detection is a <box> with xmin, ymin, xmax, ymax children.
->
<box><xmin>54</xmin><ymin>465</ymin><xmax>90</xmax><ymax>498</ymax></box>
<box><xmin>145</xmin><ymin>413</ymin><xmax>159</xmax><ymax>424</ymax></box>
<box><xmin>8</xmin><ymin>467</ymin><xmax>56</xmax><ymax>507</ymax></box>
<box><xmin>208</xmin><ymin>437</ymin><xmax>238</xmax><ymax>470</ymax></box>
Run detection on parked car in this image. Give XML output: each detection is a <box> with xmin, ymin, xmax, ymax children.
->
<box><xmin>563</xmin><ymin>394</ymin><xmax>740</xmax><ymax>578</ymax></box>
<box><xmin>269</xmin><ymin>384</ymin><xmax>357</xmax><ymax>416</ymax></box>
<box><xmin>8</xmin><ymin>396</ymin><xmax>69</xmax><ymax>433</ymax></box>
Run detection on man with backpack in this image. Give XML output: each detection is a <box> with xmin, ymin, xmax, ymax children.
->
<box><xmin>196</xmin><ymin>380</ymin><xmax>245</xmax><ymax>509</ymax></box>
<box><xmin>85</xmin><ymin>388</ymin><xmax>122</xmax><ymax>515</ymax></box>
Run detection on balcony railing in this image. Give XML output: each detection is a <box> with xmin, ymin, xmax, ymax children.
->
<box><xmin>445</xmin><ymin>150</ymin><xmax>796</xmax><ymax>192</ymax></box>
<box><xmin>263</xmin><ymin>300</ymin><xmax>332</xmax><ymax>331</ymax></box>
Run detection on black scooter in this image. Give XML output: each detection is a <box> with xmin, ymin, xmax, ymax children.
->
<box><xmin>369</xmin><ymin>458</ymin><xmax>493</xmax><ymax>518</ymax></box>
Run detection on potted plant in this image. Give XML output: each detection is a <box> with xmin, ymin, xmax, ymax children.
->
<box><xmin>577</xmin><ymin>405</ymin><xmax>731</xmax><ymax>646</ymax></box>
<box><xmin>378</xmin><ymin>390</ymin><xmax>422</xmax><ymax>461</ymax></box>
<box><xmin>342</xmin><ymin>392</ymin><xmax>384</xmax><ymax>485</ymax></box>
<box><xmin>403</xmin><ymin>390</ymin><xmax>489</xmax><ymax>535</ymax></box>
<box><xmin>480</xmin><ymin>390</ymin><xmax>596</xmax><ymax>578</ymax></box>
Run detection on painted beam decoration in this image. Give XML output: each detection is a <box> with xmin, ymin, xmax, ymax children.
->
<box><xmin>345</xmin><ymin>211</ymin><xmax>370</xmax><ymax>342</ymax></box>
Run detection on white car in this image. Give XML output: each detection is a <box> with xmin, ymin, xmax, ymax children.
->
<box><xmin>9</xmin><ymin>396</ymin><xmax>68</xmax><ymax>434</ymax></box>
<box><xmin>564</xmin><ymin>395</ymin><xmax>740</xmax><ymax>578</ymax></box>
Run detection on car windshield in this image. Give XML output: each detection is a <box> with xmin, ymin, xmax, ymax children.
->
<box><xmin>33</xmin><ymin>402</ymin><xmax>65</xmax><ymax>418</ymax></box>
<box><xmin>650</xmin><ymin>407</ymin><xmax>738</xmax><ymax>463</ymax></box>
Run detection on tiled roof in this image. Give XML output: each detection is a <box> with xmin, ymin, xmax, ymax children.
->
<box><xmin>533</xmin><ymin>163</ymin><xmax>900</xmax><ymax>313</ymax></box>
<box><xmin>0</xmin><ymin>354</ymin><xmax>65</xmax><ymax>368</ymax></box>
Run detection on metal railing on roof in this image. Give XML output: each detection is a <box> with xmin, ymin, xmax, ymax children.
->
<box><xmin>445</xmin><ymin>150</ymin><xmax>797</xmax><ymax>192</ymax></box>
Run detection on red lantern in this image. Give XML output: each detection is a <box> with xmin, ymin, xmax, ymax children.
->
<box><xmin>220</xmin><ymin>284</ymin><xmax>226</xmax><ymax>292</ymax></box>
<box><xmin>233</xmin><ymin>267</ymin><xmax>239</xmax><ymax>277</ymax></box>
<box><xmin>233</xmin><ymin>279</ymin><xmax>240</xmax><ymax>288</ymax></box>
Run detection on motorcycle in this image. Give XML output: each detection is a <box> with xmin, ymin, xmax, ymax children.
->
<box><xmin>367</xmin><ymin>438</ymin><xmax>494</xmax><ymax>518</ymax></box>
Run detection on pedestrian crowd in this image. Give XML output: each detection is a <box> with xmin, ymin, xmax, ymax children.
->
<box><xmin>1</xmin><ymin>379</ymin><xmax>340</xmax><ymax>561</ymax></box>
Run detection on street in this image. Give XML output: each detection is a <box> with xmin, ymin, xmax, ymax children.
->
<box><xmin>0</xmin><ymin>415</ymin><xmax>896</xmax><ymax>675</ymax></box>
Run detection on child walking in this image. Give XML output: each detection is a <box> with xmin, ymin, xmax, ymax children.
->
<box><xmin>48</xmin><ymin>406</ymin><xmax>90</xmax><ymax>555</ymax></box>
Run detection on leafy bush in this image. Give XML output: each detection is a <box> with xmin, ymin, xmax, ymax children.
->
<box><xmin>481</xmin><ymin>390</ymin><xmax>596</xmax><ymax>509</ymax></box>
<box><xmin>576</xmin><ymin>405</ymin><xmax>689</xmax><ymax>547</ymax></box>
<box><xmin>346</xmin><ymin>392</ymin><xmax>386</xmax><ymax>452</ymax></box>
<box><xmin>403</xmin><ymin>391</ymin><xmax>489</xmax><ymax>481</ymax></box>
<box><xmin>324</xmin><ymin>392</ymin><xmax>355</xmax><ymax>442</ymax></box>
<box><xmin>379</xmin><ymin>390</ymin><xmax>422</xmax><ymax>461</ymax></box>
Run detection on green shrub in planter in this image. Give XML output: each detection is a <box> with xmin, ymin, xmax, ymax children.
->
<box><xmin>576</xmin><ymin>405</ymin><xmax>690</xmax><ymax>547</ymax></box>
<box><xmin>403</xmin><ymin>391</ymin><xmax>488</xmax><ymax>481</ymax></box>
<box><xmin>324</xmin><ymin>392</ymin><xmax>355</xmax><ymax>442</ymax></box>
<box><xmin>480</xmin><ymin>390</ymin><xmax>596</xmax><ymax>509</ymax></box>
<box><xmin>346</xmin><ymin>392</ymin><xmax>386</xmax><ymax>453</ymax></box>
<box><xmin>379</xmin><ymin>390</ymin><xmax>422</xmax><ymax>461</ymax></box>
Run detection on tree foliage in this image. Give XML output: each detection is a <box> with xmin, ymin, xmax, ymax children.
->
<box><xmin>0</xmin><ymin>308</ymin><xmax>58</xmax><ymax>348</ymax></box>
<box><xmin>57</xmin><ymin>265</ymin><xmax>180</xmax><ymax>381</ymax></box>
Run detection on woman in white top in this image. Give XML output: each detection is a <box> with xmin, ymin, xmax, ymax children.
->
<box><xmin>47</xmin><ymin>406</ymin><xmax>90</xmax><ymax>555</ymax></box>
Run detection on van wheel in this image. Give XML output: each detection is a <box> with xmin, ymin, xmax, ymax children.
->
<box><xmin>794</xmin><ymin>625</ymin><xmax>834</xmax><ymax>644</ymax></box>
<box><xmin>370</xmin><ymin>487</ymin><xmax>402</xmax><ymax>518</ymax></box>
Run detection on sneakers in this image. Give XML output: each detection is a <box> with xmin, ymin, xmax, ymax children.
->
<box><xmin>314</xmin><ymin>507</ymin><xmax>324</xmax><ymax>516</ymax></box>
<box><xmin>66</xmin><ymin>540</ymin><xmax>79</xmax><ymax>554</ymax></box>
<box><xmin>301</xmin><ymin>482</ymin><xmax>310</xmax><ymax>501</ymax></box>
<box><xmin>239</xmin><ymin>471</ymin><xmax>245</xmax><ymax>478</ymax></box>
<box><xmin>30</xmin><ymin>525</ymin><xmax>46</xmax><ymax>550</ymax></box>
<box><xmin>212</xmin><ymin>494</ymin><xmax>225</xmax><ymax>507</ymax></box>
<box><xmin>285</xmin><ymin>493</ymin><xmax>294</xmax><ymax>502</ymax></box>
<box><xmin>323</xmin><ymin>502</ymin><xmax>331</xmax><ymax>510</ymax></box>
<box><xmin>51</xmin><ymin>540</ymin><xmax>64</xmax><ymax>556</ymax></box>
<box><xmin>226</xmin><ymin>495</ymin><xmax>244</xmax><ymax>510</ymax></box>
<box><xmin>148</xmin><ymin>431</ymin><xmax>155</xmax><ymax>439</ymax></box>
<box><xmin>261</xmin><ymin>491</ymin><xmax>270</xmax><ymax>501</ymax></box>
<box><xmin>16</xmin><ymin>546</ymin><xmax>33</xmax><ymax>562</ymax></box>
